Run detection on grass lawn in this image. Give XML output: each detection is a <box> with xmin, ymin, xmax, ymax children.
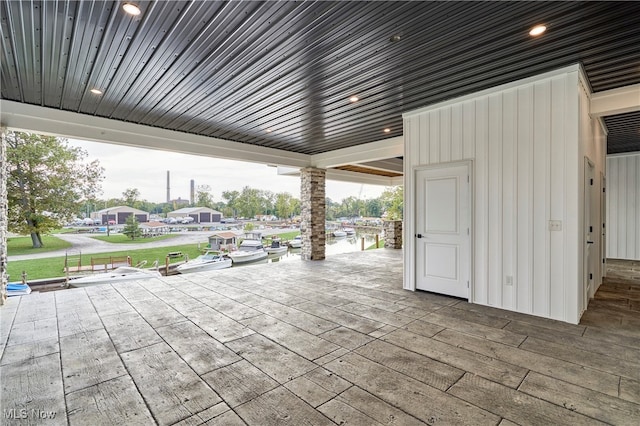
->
<box><xmin>7</xmin><ymin>243</ymin><xmax>206</xmax><ymax>281</ymax></box>
<box><xmin>91</xmin><ymin>234</ymin><xmax>177</xmax><ymax>244</ymax></box>
<box><xmin>366</xmin><ymin>239</ymin><xmax>385</xmax><ymax>250</ymax></box>
<box><xmin>7</xmin><ymin>235</ymin><xmax>73</xmax><ymax>256</ymax></box>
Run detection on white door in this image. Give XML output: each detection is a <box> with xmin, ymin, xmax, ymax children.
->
<box><xmin>415</xmin><ymin>164</ymin><xmax>470</xmax><ymax>298</ymax></box>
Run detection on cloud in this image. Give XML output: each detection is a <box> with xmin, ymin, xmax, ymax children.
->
<box><xmin>68</xmin><ymin>139</ymin><xmax>386</xmax><ymax>203</ymax></box>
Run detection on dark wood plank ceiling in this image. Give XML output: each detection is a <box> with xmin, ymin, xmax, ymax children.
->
<box><xmin>2</xmin><ymin>1</ymin><xmax>639</xmax><ymax>155</ymax></box>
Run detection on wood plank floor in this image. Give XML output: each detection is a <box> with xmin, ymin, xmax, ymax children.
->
<box><xmin>1</xmin><ymin>250</ymin><xmax>639</xmax><ymax>425</ymax></box>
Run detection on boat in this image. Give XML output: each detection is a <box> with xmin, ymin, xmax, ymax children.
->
<box><xmin>228</xmin><ymin>238</ymin><xmax>268</xmax><ymax>263</ymax></box>
<box><xmin>7</xmin><ymin>282</ymin><xmax>32</xmax><ymax>296</ymax></box>
<box><xmin>68</xmin><ymin>266</ymin><xmax>161</xmax><ymax>287</ymax></box>
<box><xmin>343</xmin><ymin>227</ymin><xmax>356</xmax><ymax>236</ymax></box>
<box><xmin>332</xmin><ymin>230</ymin><xmax>347</xmax><ymax>237</ymax></box>
<box><xmin>266</xmin><ymin>240</ymin><xmax>288</xmax><ymax>255</ymax></box>
<box><xmin>288</xmin><ymin>235</ymin><xmax>302</xmax><ymax>248</ymax></box>
<box><xmin>176</xmin><ymin>250</ymin><xmax>232</xmax><ymax>273</ymax></box>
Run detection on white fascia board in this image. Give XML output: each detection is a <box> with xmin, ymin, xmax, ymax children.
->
<box><xmin>310</xmin><ymin>136</ymin><xmax>404</xmax><ymax>169</ymax></box>
<box><xmin>0</xmin><ymin>100</ymin><xmax>310</xmax><ymax>168</ymax></box>
<box><xmin>359</xmin><ymin>158</ymin><xmax>404</xmax><ymax>174</ymax></box>
<box><xmin>324</xmin><ymin>169</ymin><xmax>398</xmax><ymax>186</ymax></box>
<box><xmin>590</xmin><ymin>84</ymin><xmax>640</xmax><ymax>117</ymax></box>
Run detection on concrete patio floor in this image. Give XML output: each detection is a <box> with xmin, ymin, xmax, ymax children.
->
<box><xmin>1</xmin><ymin>249</ymin><xmax>639</xmax><ymax>425</ymax></box>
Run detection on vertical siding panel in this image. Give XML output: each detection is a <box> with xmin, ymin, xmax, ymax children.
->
<box><xmin>463</xmin><ymin>100</ymin><xmax>475</xmax><ymax>159</ymax></box>
<box><xmin>626</xmin><ymin>156</ymin><xmax>637</xmax><ymax>258</ymax></box>
<box><xmin>517</xmin><ymin>85</ymin><xmax>533</xmax><ymax>313</ymax></box>
<box><xmin>474</xmin><ymin>97</ymin><xmax>489</xmax><ymax>304</ymax></box>
<box><xmin>440</xmin><ymin>107</ymin><xmax>451</xmax><ymax>163</ymax></box>
<box><xmin>419</xmin><ymin>114</ymin><xmax>429</xmax><ymax>165</ymax></box>
<box><xmin>637</xmin><ymin>155</ymin><xmax>640</xmax><ymax>259</ymax></box>
<box><xmin>607</xmin><ymin>157</ymin><xmax>617</xmax><ymax>258</ymax></box>
<box><xmin>549</xmin><ymin>77</ymin><xmax>566</xmax><ymax>319</ymax></box>
<box><xmin>532</xmin><ymin>81</ymin><xmax>550</xmax><ymax>317</ymax></box>
<box><xmin>618</xmin><ymin>158</ymin><xmax>627</xmax><ymax>255</ymax></box>
<box><xmin>451</xmin><ymin>103</ymin><xmax>463</xmax><ymax>161</ymax></box>
<box><xmin>429</xmin><ymin>110</ymin><xmax>440</xmax><ymax>163</ymax></box>
<box><xmin>488</xmin><ymin>93</ymin><xmax>503</xmax><ymax>306</ymax></box>
<box><xmin>606</xmin><ymin>154</ymin><xmax>640</xmax><ymax>260</ymax></box>
<box><xmin>502</xmin><ymin>89</ymin><xmax>516</xmax><ymax>310</ymax></box>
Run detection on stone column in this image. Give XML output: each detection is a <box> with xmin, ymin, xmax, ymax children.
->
<box><xmin>300</xmin><ymin>168</ymin><xmax>325</xmax><ymax>261</ymax></box>
<box><xmin>0</xmin><ymin>128</ymin><xmax>8</xmax><ymax>304</ymax></box>
<box><xmin>383</xmin><ymin>220</ymin><xmax>403</xmax><ymax>249</ymax></box>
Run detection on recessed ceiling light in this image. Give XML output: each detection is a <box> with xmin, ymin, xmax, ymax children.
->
<box><xmin>529</xmin><ymin>24</ymin><xmax>547</xmax><ymax>36</ymax></box>
<box><xmin>123</xmin><ymin>3</ymin><xmax>141</xmax><ymax>16</ymax></box>
<box><xmin>349</xmin><ymin>96</ymin><xmax>359</xmax><ymax>102</ymax></box>
<box><xmin>390</xmin><ymin>34</ymin><xmax>401</xmax><ymax>43</ymax></box>
<box><xmin>90</xmin><ymin>88</ymin><xmax>103</xmax><ymax>95</ymax></box>
<box><xmin>384</xmin><ymin>128</ymin><xmax>391</xmax><ymax>133</ymax></box>
<box><xmin>266</xmin><ymin>128</ymin><xmax>272</xmax><ymax>133</ymax></box>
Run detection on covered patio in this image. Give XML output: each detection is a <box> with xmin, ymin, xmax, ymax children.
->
<box><xmin>1</xmin><ymin>249</ymin><xmax>638</xmax><ymax>425</ymax></box>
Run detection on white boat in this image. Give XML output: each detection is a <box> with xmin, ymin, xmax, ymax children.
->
<box><xmin>288</xmin><ymin>235</ymin><xmax>302</xmax><ymax>248</ymax></box>
<box><xmin>176</xmin><ymin>250</ymin><xmax>232</xmax><ymax>273</ymax></box>
<box><xmin>228</xmin><ymin>239</ymin><xmax>268</xmax><ymax>263</ymax></box>
<box><xmin>7</xmin><ymin>282</ymin><xmax>32</xmax><ymax>296</ymax></box>
<box><xmin>343</xmin><ymin>227</ymin><xmax>356</xmax><ymax>235</ymax></box>
<box><xmin>266</xmin><ymin>240</ymin><xmax>288</xmax><ymax>255</ymax></box>
<box><xmin>69</xmin><ymin>266</ymin><xmax>161</xmax><ymax>287</ymax></box>
<box><xmin>332</xmin><ymin>230</ymin><xmax>347</xmax><ymax>237</ymax></box>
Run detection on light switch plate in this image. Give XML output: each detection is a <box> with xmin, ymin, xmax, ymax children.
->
<box><xmin>549</xmin><ymin>220</ymin><xmax>562</xmax><ymax>231</ymax></box>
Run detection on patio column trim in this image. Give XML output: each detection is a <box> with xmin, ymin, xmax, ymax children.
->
<box><xmin>0</xmin><ymin>127</ymin><xmax>8</xmax><ymax>304</ymax></box>
<box><xmin>300</xmin><ymin>168</ymin><xmax>326</xmax><ymax>261</ymax></box>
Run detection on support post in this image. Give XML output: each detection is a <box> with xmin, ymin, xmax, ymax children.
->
<box><xmin>300</xmin><ymin>168</ymin><xmax>326</xmax><ymax>261</ymax></box>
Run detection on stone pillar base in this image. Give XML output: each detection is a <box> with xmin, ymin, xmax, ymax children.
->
<box><xmin>300</xmin><ymin>168</ymin><xmax>326</xmax><ymax>261</ymax></box>
<box><xmin>383</xmin><ymin>220</ymin><xmax>403</xmax><ymax>249</ymax></box>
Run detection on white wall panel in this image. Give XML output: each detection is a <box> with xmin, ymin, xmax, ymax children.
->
<box><xmin>404</xmin><ymin>65</ymin><xmax>600</xmax><ymax>324</ymax></box>
<box><xmin>607</xmin><ymin>154</ymin><xmax>640</xmax><ymax>260</ymax></box>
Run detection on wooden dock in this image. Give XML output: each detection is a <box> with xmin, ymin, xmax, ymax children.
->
<box><xmin>1</xmin><ymin>250</ymin><xmax>639</xmax><ymax>425</ymax></box>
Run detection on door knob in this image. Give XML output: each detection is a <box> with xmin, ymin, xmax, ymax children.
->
<box><xmin>416</xmin><ymin>234</ymin><xmax>423</xmax><ymax>239</ymax></box>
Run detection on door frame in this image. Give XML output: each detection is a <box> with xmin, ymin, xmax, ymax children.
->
<box><xmin>405</xmin><ymin>160</ymin><xmax>473</xmax><ymax>299</ymax></box>
<box><xmin>583</xmin><ymin>156</ymin><xmax>596</xmax><ymax>313</ymax></box>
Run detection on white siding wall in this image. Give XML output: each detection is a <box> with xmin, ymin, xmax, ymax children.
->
<box><xmin>404</xmin><ymin>65</ymin><xmax>602</xmax><ymax>324</ymax></box>
<box><xmin>607</xmin><ymin>153</ymin><xmax>640</xmax><ymax>260</ymax></box>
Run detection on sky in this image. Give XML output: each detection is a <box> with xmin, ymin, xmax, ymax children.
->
<box><xmin>67</xmin><ymin>139</ymin><xmax>387</xmax><ymax>204</ymax></box>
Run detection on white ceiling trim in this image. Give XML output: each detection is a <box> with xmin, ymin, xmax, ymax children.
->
<box><xmin>277</xmin><ymin>166</ymin><xmax>402</xmax><ymax>186</ymax></box>
<box><xmin>0</xmin><ymin>100</ymin><xmax>310</xmax><ymax>168</ymax></box>
<box><xmin>590</xmin><ymin>83</ymin><xmax>640</xmax><ymax>117</ymax></box>
<box><xmin>310</xmin><ymin>136</ymin><xmax>403</xmax><ymax>169</ymax></box>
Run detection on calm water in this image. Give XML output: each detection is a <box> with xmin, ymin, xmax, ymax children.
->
<box><xmin>240</xmin><ymin>232</ymin><xmax>382</xmax><ymax>266</ymax></box>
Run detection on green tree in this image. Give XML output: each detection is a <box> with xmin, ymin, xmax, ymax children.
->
<box><xmin>222</xmin><ymin>190</ymin><xmax>240</xmax><ymax>217</ymax></box>
<box><xmin>195</xmin><ymin>184</ymin><xmax>214</xmax><ymax>208</ymax></box>
<box><xmin>381</xmin><ymin>186</ymin><xmax>403</xmax><ymax>219</ymax></box>
<box><xmin>122</xmin><ymin>214</ymin><xmax>141</xmax><ymax>240</ymax></box>
<box><xmin>6</xmin><ymin>131</ymin><xmax>104</xmax><ymax>248</ymax></box>
<box><xmin>122</xmin><ymin>188</ymin><xmax>140</xmax><ymax>208</ymax></box>
<box><xmin>274</xmin><ymin>192</ymin><xmax>300</xmax><ymax>219</ymax></box>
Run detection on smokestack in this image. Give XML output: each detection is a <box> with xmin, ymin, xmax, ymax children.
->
<box><xmin>190</xmin><ymin>179</ymin><xmax>195</xmax><ymax>205</ymax></box>
<box><xmin>166</xmin><ymin>171</ymin><xmax>170</xmax><ymax>203</ymax></box>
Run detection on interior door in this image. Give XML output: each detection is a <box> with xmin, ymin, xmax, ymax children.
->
<box><xmin>415</xmin><ymin>164</ymin><xmax>470</xmax><ymax>298</ymax></box>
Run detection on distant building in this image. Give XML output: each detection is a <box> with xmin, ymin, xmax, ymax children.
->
<box><xmin>168</xmin><ymin>207</ymin><xmax>222</xmax><ymax>223</ymax></box>
<box><xmin>168</xmin><ymin>197</ymin><xmax>190</xmax><ymax>207</ymax></box>
<box><xmin>92</xmin><ymin>206</ymin><xmax>149</xmax><ymax>225</ymax></box>
<box><xmin>208</xmin><ymin>232</ymin><xmax>238</xmax><ymax>251</ymax></box>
